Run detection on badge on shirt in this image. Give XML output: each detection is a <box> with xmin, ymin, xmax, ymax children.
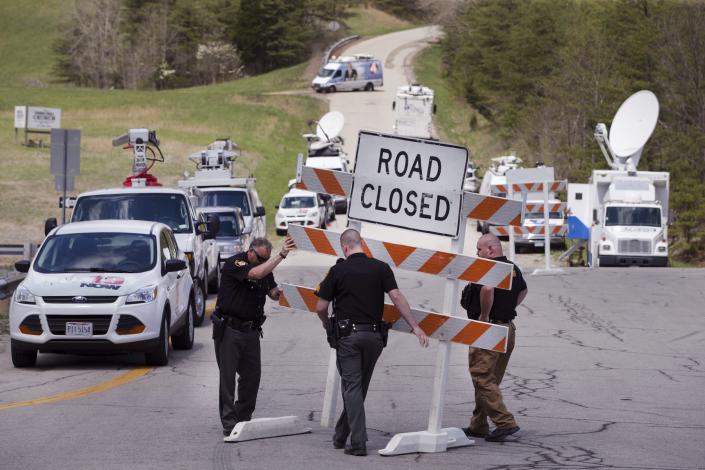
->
<box><xmin>234</xmin><ymin>260</ymin><xmax>247</xmax><ymax>267</ymax></box>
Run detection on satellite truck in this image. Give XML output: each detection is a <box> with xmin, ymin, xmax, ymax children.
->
<box><xmin>567</xmin><ymin>90</ymin><xmax>670</xmax><ymax>267</ymax></box>
<box><xmin>311</xmin><ymin>53</ymin><xmax>383</xmax><ymax>93</ymax></box>
<box><xmin>392</xmin><ymin>83</ymin><xmax>436</xmax><ymax>140</ymax></box>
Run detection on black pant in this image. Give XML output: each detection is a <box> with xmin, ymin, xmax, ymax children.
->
<box><xmin>214</xmin><ymin>325</ymin><xmax>261</xmax><ymax>432</ymax></box>
<box><xmin>334</xmin><ymin>331</ymin><xmax>384</xmax><ymax>449</ymax></box>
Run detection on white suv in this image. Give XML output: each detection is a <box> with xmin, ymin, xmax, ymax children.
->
<box><xmin>11</xmin><ymin>220</ymin><xmax>194</xmax><ymax>367</ymax></box>
<box><xmin>275</xmin><ymin>189</ymin><xmax>327</xmax><ymax>235</ymax></box>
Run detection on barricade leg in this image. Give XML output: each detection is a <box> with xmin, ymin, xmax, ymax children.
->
<box><xmin>224</xmin><ymin>416</ymin><xmax>311</xmax><ymax>442</ymax></box>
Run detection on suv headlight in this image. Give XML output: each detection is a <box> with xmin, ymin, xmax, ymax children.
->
<box><xmin>126</xmin><ymin>285</ymin><xmax>158</xmax><ymax>304</ymax></box>
<box><xmin>14</xmin><ymin>285</ymin><xmax>36</xmax><ymax>304</ymax></box>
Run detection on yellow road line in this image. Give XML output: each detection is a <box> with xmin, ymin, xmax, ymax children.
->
<box><xmin>1</xmin><ymin>301</ymin><xmax>217</xmax><ymax>411</ymax></box>
<box><xmin>0</xmin><ymin>367</ymin><xmax>152</xmax><ymax>411</ymax></box>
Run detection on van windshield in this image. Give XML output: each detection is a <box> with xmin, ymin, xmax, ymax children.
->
<box><xmin>282</xmin><ymin>196</ymin><xmax>315</xmax><ymax>209</ymax></box>
<box><xmin>319</xmin><ymin>68</ymin><xmax>336</xmax><ymax>77</ymax></box>
<box><xmin>201</xmin><ymin>191</ymin><xmax>251</xmax><ymax>216</ymax></box>
<box><xmin>34</xmin><ymin>233</ymin><xmax>156</xmax><ymax>273</ymax></box>
<box><xmin>72</xmin><ymin>194</ymin><xmax>192</xmax><ymax>234</ymax></box>
<box><xmin>605</xmin><ymin>206</ymin><xmax>661</xmax><ymax>227</ymax></box>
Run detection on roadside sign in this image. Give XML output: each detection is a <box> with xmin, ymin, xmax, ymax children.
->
<box><xmin>26</xmin><ymin>106</ymin><xmax>62</xmax><ymax>130</ymax></box>
<box><xmin>14</xmin><ymin>106</ymin><xmax>26</xmax><ymax>129</ymax></box>
<box><xmin>348</xmin><ymin>131</ymin><xmax>468</xmax><ymax>237</ymax></box>
<box><xmin>50</xmin><ymin>129</ymin><xmax>81</xmax><ymax>177</ymax></box>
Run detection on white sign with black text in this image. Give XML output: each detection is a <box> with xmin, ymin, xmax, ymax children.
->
<box><xmin>349</xmin><ymin>131</ymin><xmax>468</xmax><ymax>237</ymax></box>
<box><xmin>26</xmin><ymin>106</ymin><xmax>62</xmax><ymax>130</ymax></box>
<box><xmin>14</xmin><ymin>106</ymin><xmax>26</xmax><ymax>129</ymax></box>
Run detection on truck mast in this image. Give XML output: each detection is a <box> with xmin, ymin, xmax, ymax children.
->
<box><xmin>112</xmin><ymin>128</ymin><xmax>165</xmax><ymax>187</ymax></box>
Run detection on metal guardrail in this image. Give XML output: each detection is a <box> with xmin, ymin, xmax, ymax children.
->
<box><xmin>0</xmin><ymin>273</ymin><xmax>25</xmax><ymax>301</ymax></box>
<box><xmin>0</xmin><ymin>242</ymin><xmax>37</xmax><ymax>258</ymax></box>
<box><xmin>321</xmin><ymin>35</ymin><xmax>360</xmax><ymax>70</ymax></box>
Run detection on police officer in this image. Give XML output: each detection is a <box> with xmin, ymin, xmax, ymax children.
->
<box><xmin>214</xmin><ymin>236</ymin><xmax>295</xmax><ymax>436</ymax></box>
<box><xmin>314</xmin><ymin>228</ymin><xmax>429</xmax><ymax>456</ymax></box>
<box><xmin>461</xmin><ymin>233</ymin><xmax>527</xmax><ymax>442</ymax></box>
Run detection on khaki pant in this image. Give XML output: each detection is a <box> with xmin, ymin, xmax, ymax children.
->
<box><xmin>468</xmin><ymin>321</ymin><xmax>517</xmax><ymax>432</ymax></box>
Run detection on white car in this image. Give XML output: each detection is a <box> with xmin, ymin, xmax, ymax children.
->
<box><xmin>10</xmin><ymin>220</ymin><xmax>195</xmax><ymax>367</ymax></box>
<box><xmin>275</xmin><ymin>190</ymin><xmax>327</xmax><ymax>235</ymax></box>
<box><xmin>196</xmin><ymin>206</ymin><xmax>251</xmax><ymax>268</ymax></box>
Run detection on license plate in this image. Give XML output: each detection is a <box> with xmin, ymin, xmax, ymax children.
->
<box><xmin>66</xmin><ymin>322</ymin><xmax>93</xmax><ymax>336</ymax></box>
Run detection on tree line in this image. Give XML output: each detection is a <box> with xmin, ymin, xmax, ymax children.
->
<box><xmin>441</xmin><ymin>0</ymin><xmax>705</xmax><ymax>262</ymax></box>
<box><xmin>54</xmin><ymin>0</ymin><xmax>428</xmax><ymax>89</ymax></box>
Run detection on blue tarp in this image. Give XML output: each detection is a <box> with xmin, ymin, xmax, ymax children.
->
<box><xmin>567</xmin><ymin>215</ymin><xmax>590</xmax><ymax>240</ymax></box>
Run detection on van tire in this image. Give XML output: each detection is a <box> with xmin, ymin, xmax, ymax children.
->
<box><xmin>11</xmin><ymin>344</ymin><xmax>37</xmax><ymax>368</ymax></box>
<box><xmin>172</xmin><ymin>296</ymin><xmax>195</xmax><ymax>350</ymax></box>
<box><xmin>146</xmin><ymin>314</ymin><xmax>170</xmax><ymax>366</ymax></box>
<box><xmin>365</xmin><ymin>83</ymin><xmax>374</xmax><ymax>91</ymax></box>
<box><xmin>193</xmin><ymin>278</ymin><xmax>206</xmax><ymax>326</ymax></box>
<box><xmin>327</xmin><ymin>86</ymin><xmax>336</xmax><ymax>93</ymax></box>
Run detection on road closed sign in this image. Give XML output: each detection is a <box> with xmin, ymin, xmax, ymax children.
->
<box><xmin>349</xmin><ymin>131</ymin><xmax>468</xmax><ymax>236</ymax></box>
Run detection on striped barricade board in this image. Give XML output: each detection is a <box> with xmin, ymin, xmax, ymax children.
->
<box><xmin>491</xmin><ymin>180</ymin><xmax>567</xmax><ymax>195</ymax></box>
<box><xmin>490</xmin><ymin>225</ymin><xmax>568</xmax><ymax>237</ymax></box>
<box><xmin>461</xmin><ymin>192</ymin><xmax>524</xmax><ymax>226</ymax></box>
<box><xmin>287</xmin><ymin>225</ymin><xmax>514</xmax><ymax>289</ymax></box>
<box><xmin>278</xmin><ymin>284</ymin><xmax>509</xmax><ymax>353</ymax></box>
<box><xmin>295</xmin><ymin>166</ymin><xmax>353</xmax><ymax>197</ymax></box>
<box><xmin>524</xmin><ymin>202</ymin><xmax>567</xmax><ymax>213</ymax></box>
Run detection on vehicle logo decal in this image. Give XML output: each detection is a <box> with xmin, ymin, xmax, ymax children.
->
<box><xmin>72</xmin><ymin>296</ymin><xmax>88</xmax><ymax>303</ymax></box>
<box><xmin>80</xmin><ymin>275</ymin><xmax>125</xmax><ymax>290</ymax></box>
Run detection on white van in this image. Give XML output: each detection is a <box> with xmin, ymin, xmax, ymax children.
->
<box><xmin>312</xmin><ymin>54</ymin><xmax>383</xmax><ymax>93</ymax></box>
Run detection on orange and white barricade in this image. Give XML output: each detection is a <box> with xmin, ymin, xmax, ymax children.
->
<box><xmin>491</xmin><ymin>180</ymin><xmax>567</xmax><ymax>195</ymax></box>
<box><xmin>287</xmin><ymin>225</ymin><xmax>513</xmax><ymax>289</ymax></box>
<box><xmin>524</xmin><ymin>202</ymin><xmax>566</xmax><ymax>214</ymax></box>
<box><xmin>295</xmin><ymin>166</ymin><xmax>352</xmax><ymax>197</ymax></box>
<box><xmin>279</xmin><ymin>284</ymin><xmax>509</xmax><ymax>352</ymax></box>
<box><xmin>461</xmin><ymin>192</ymin><xmax>524</xmax><ymax>227</ymax></box>
<box><xmin>490</xmin><ymin>225</ymin><xmax>567</xmax><ymax>237</ymax></box>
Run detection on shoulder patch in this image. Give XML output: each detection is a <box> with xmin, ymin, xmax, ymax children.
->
<box><xmin>234</xmin><ymin>260</ymin><xmax>247</xmax><ymax>267</ymax></box>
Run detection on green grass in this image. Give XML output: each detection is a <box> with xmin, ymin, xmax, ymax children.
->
<box><xmin>344</xmin><ymin>6</ymin><xmax>416</xmax><ymax>37</ymax></box>
<box><xmin>0</xmin><ymin>0</ymin><xmax>63</xmax><ymax>87</ymax></box>
<box><xmin>414</xmin><ymin>43</ymin><xmax>505</xmax><ymax>169</ymax></box>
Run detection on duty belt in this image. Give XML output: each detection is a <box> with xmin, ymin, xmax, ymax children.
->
<box><xmin>352</xmin><ymin>322</ymin><xmax>382</xmax><ymax>333</ymax></box>
<box><xmin>225</xmin><ymin>315</ymin><xmax>260</xmax><ymax>332</ymax></box>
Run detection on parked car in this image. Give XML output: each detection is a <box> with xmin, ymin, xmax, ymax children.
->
<box><xmin>10</xmin><ymin>220</ymin><xmax>195</xmax><ymax>367</ymax></box>
<box><xmin>198</xmin><ymin>186</ymin><xmax>267</xmax><ymax>239</ymax></box>
<box><xmin>65</xmin><ymin>187</ymin><xmax>217</xmax><ymax>326</ymax></box>
<box><xmin>196</xmin><ymin>206</ymin><xmax>251</xmax><ymax>270</ymax></box>
<box><xmin>275</xmin><ymin>190</ymin><xmax>328</xmax><ymax>235</ymax></box>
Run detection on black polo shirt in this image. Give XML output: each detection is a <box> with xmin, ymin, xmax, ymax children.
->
<box><xmin>465</xmin><ymin>256</ymin><xmax>527</xmax><ymax>321</ymax></box>
<box><xmin>315</xmin><ymin>252</ymin><xmax>398</xmax><ymax>324</ymax></box>
<box><xmin>217</xmin><ymin>252</ymin><xmax>276</xmax><ymax>321</ymax></box>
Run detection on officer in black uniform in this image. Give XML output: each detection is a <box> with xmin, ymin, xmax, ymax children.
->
<box><xmin>214</xmin><ymin>236</ymin><xmax>295</xmax><ymax>436</ymax></box>
<box><xmin>314</xmin><ymin>228</ymin><xmax>429</xmax><ymax>456</ymax></box>
<box><xmin>461</xmin><ymin>233</ymin><xmax>527</xmax><ymax>442</ymax></box>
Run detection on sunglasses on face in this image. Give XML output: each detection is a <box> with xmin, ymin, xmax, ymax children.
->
<box><xmin>251</xmin><ymin>249</ymin><xmax>270</xmax><ymax>263</ymax></box>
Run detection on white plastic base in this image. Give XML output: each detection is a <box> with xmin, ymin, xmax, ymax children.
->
<box><xmin>223</xmin><ymin>416</ymin><xmax>312</xmax><ymax>443</ymax></box>
<box><xmin>378</xmin><ymin>427</ymin><xmax>474</xmax><ymax>456</ymax></box>
<box><xmin>531</xmin><ymin>267</ymin><xmax>565</xmax><ymax>276</ymax></box>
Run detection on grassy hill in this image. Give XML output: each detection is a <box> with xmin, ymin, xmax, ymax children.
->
<box><xmin>0</xmin><ymin>3</ymin><xmax>412</xmax><ymax>249</ymax></box>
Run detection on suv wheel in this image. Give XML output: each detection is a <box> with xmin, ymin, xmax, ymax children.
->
<box><xmin>146</xmin><ymin>314</ymin><xmax>170</xmax><ymax>366</ymax></box>
<box><xmin>11</xmin><ymin>344</ymin><xmax>37</xmax><ymax>368</ymax></box>
<box><xmin>193</xmin><ymin>278</ymin><xmax>206</xmax><ymax>326</ymax></box>
<box><xmin>172</xmin><ymin>296</ymin><xmax>195</xmax><ymax>350</ymax></box>
<box><xmin>208</xmin><ymin>262</ymin><xmax>220</xmax><ymax>294</ymax></box>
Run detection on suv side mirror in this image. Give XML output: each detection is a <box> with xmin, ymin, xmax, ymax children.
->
<box><xmin>165</xmin><ymin>259</ymin><xmax>187</xmax><ymax>273</ymax></box>
<box><xmin>254</xmin><ymin>206</ymin><xmax>266</xmax><ymax>217</ymax></box>
<box><xmin>44</xmin><ymin>217</ymin><xmax>58</xmax><ymax>236</ymax></box>
<box><xmin>15</xmin><ymin>260</ymin><xmax>30</xmax><ymax>273</ymax></box>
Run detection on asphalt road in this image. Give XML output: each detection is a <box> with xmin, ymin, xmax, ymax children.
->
<box><xmin>1</xmin><ymin>27</ymin><xmax>704</xmax><ymax>470</ymax></box>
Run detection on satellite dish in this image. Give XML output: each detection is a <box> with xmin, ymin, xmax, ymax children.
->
<box><xmin>316</xmin><ymin>111</ymin><xmax>344</xmax><ymax>142</ymax></box>
<box><xmin>609</xmin><ymin>90</ymin><xmax>659</xmax><ymax>158</ymax></box>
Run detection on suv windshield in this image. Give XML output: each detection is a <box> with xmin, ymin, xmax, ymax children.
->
<box><xmin>201</xmin><ymin>191</ymin><xmax>251</xmax><ymax>216</ymax></box>
<box><xmin>282</xmin><ymin>196</ymin><xmax>315</xmax><ymax>209</ymax></box>
<box><xmin>605</xmin><ymin>206</ymin><xmax>661</xmax><ymax>227</ymax></box>
<box><xmin>35</xmin><ymin>233</ymin><xmax>156</xmax><ymax>273</ymax></box>
<box><xmin>72</xmin><ymin>194</ymin><xmax>193</xmax><ymax>234</ymax></box>
<box><xmin>212</xmin><ymin>212</ymin><xmax>241</xmax><ymax>237</ymax></box>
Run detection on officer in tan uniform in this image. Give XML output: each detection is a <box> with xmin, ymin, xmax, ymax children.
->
<box><xmin>461</xmin><ymin>233</ymin><xmax>527</xmax><ymax>441</ymax></box>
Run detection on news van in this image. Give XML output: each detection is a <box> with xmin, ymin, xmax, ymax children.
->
<box><xmin>312</xmin><ymin>54</ymin><xmax>383</xmax><ymax>93</ymax></box>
